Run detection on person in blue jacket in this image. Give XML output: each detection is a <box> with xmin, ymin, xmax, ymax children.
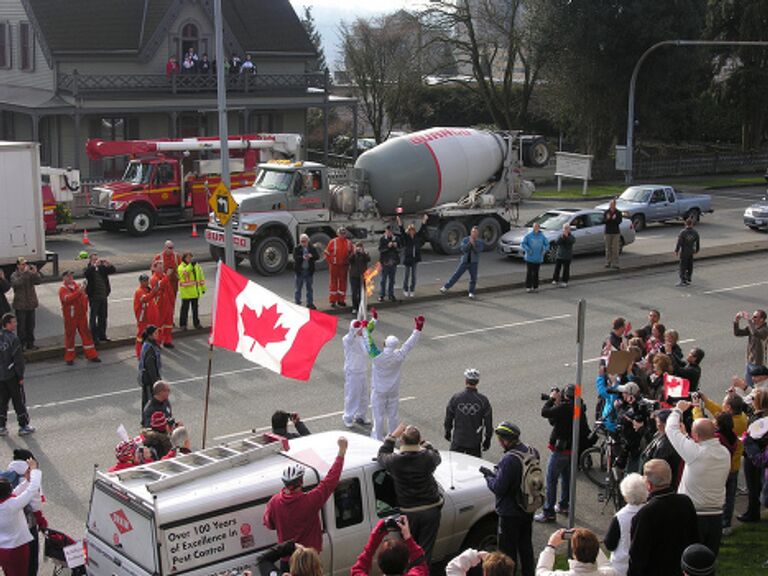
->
<box><xmin>520</xmin><ymin>223</ymin><xmax>549</xmax><ymax>293</ymax></box>
<box><xmin>440</xmin><ymin>226</ymin><xmax>484</xmax><ymax>299</ymax></box>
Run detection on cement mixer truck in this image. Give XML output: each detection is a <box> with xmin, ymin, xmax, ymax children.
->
<box><xmin>205</xmin><ymin>127</ymin><xmax>539</xmax><ymax>275</ymax></box>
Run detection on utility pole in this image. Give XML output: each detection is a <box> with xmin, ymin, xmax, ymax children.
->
<box><xmin>624</xmin><ymin>39</ymin><xmax>768</xmax><ymax>184</ymax></box>
<box><xmin>214</xmin><ymin>0</ymin><xmax>234</xmax><ymax>267</ymax></box>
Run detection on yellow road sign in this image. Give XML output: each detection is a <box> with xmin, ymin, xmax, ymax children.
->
<box><xmin>208</xmin><ymin>182</ymin><xmax>238</xmax><ymax>226</ymax></box>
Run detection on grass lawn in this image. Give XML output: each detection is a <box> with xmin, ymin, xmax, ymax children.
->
<box><xmin>534</xmin><ymin>174</ymin><xmax>765</xmax><ymax>200</ymax></box>
<box><xmin>718</xmin><ymin>522</ymin><xmax>768</xmax><ymax>575</ymax></box>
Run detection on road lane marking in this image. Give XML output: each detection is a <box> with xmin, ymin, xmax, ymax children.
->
<box><xmin>701</xmin><ymin>281</ymin><xmax>768</xmax><ymax>295</ymax></box>
<box><xmin>26</xmin><ymin>365</ymin><xmax>266</xmax><ymax>411</ymax></box>
<box><xmin>212</xmin><ymin>396</ymin><xmax>418</xmax><ymax>441</ymax></box>
<box><xmin>563</xmin><ymin>338</ymin><xmax>695</xmax><ymax>367</ymax></box>
<box><xmin>431</xmin><ymin>314</ymin><xmax>571</xmax><ymax>340</ymax></box>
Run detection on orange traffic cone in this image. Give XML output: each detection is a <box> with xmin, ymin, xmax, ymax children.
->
<box><xmin>191</xmin><ymin>223</ymin><xmax>198</xmax><ymax>238</ymax></box>
<box><xmin>82</xmin><ymin>229</ymin><xmax>91</xmax><ymax>245</ymax></box>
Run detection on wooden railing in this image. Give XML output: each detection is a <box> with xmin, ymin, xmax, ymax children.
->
<box><xmin>58</xmin><ymin>70</ymin><xmax>328</xmax><ymax>96</ymax></box>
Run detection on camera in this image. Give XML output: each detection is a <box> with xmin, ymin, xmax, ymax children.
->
<box><xmin>540</xmin><ymin>387</ymin><xmax>560</xmax><ymax>401</ymax></box>
<box><xmin>562</xmin><ymin>529</ymin><xmax>574</xmax><ymax>541</ymax></box>
<box><xmin>384</xmin><ymin>514</ymin><xmax>402</xmax><ymax>532</ymax></box>
<box><xmin>691</xmin><ymin>391</ymin><xmax>701</xmax><ymax>402</ymax></box>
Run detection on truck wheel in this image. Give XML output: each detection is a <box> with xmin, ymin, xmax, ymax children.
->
<box><xmin>476</xmin><ymin>217</ymin><xmax>502</xmax><ymax>251</ymax></box>
<box><xmin>437</xmin><ymin>221</ymin><xmax>467</xmax><ymax>255</ymax></box>
<box><xmin>250</xmin><ymin>237</ymin><xmax>289</xmax><ymax>276</ymax></box>
<box><xmin>524</xmin><ymin>137</ymin><xmax>550</xmax><ymax>168</ymax></box>
<box><xmin>544</xmin><ymin>243</ymin><xmax>558</xmax><ymax>264</ymax></box>
<box><xmin>462</xmin><ymin>517</ymin><xmax>498</xmax><ymax>552</ymax></box>
<box><xmin>125</xmin><ymin>205</ymin><xmax>155</xmax><ymax>237</ymax></box>
<box><xmin>209</xmin><ymin>245</ymin><xmax>225</xmax><ymax>262</ymax></box>
<box><xmin>685</xmin><ymin>208</ymin><xmax>701</xmax><ymax>224</ymax></box>
<box><xmin>631</xmin><ymin>214</ymin><xmax>645</xmax><ymax>233</ymax></box>
<box><xmin>308</xmin><ymin>232</ymin><xmax>331</xmax><ymax>271</ymax></box>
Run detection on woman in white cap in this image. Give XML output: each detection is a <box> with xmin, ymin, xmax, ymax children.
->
<box><xmin>0</xmin><ymin>457</ymin><xmax>40</xmax><ymax>576</ymax></box>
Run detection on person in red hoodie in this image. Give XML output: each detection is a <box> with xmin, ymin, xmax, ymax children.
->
<box><xmin>263</xmin><ymin>436</ymin><xmax>347</xmax><ymax>569</ymax></box>
<box><xmin>108</xmin><ymin>439</ymin><xmax>153</xmax><ymax>473</ymax></box>
<box><xmin>351</xmin><ymin>515</ymin><xmax>428</xmax><ymax>576</ymax></box>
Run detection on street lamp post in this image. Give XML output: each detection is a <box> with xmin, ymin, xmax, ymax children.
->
<box><xmin>624</xmin><ymin>39</ymin><xmax>768</xmax><ymax>184</ymax></box>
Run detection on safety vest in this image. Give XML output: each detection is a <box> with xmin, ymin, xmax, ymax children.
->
<box><xmin>177</xmin><ymin>262</ymin><xmax>206</xmax><ymax>299</ymax></box>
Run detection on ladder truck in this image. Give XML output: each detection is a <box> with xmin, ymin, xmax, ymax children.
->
<box><xmin>85</xmin><ymin>134</ymin><xmax>301</xmax><ymax>236</ymax></box>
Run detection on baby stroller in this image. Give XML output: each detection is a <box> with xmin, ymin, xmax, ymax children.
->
<box><xmin>43</xmin><ymin>528</ymin><xmax>86</xmax><ymax>576</ymax></box>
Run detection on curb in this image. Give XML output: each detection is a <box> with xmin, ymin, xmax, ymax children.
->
<box><xmin>24</xmin><ymin>239</ymin><xmax>768</xmax><ymax>363</ymax></box>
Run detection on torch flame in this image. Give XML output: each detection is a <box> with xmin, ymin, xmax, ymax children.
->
<box><xmin>363</xmin><ymin>262</ymin><xmax>381</xmax><ymax>297</ymax></box>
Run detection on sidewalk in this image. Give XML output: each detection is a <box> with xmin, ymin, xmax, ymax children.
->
<box><xmin>21</xmin><ymin>236</ymin><xmax>768</xmax><ymax>363</ymax></box>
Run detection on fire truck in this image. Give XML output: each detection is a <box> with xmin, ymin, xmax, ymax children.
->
<box><xmin>86</xmin><ymin>134</ymin><xmax>302</xmax><ymax>236</ymax></box>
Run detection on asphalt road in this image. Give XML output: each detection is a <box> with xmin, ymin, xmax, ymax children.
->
<box><xmin>7</xmin><ymin>251</ymin><xmax>765</xmax><ymax>553</ymax></box>
<box><xmin>28</xmin><ymin>184</ymin><xmax>768</xmax><ymax>343</ymax></box>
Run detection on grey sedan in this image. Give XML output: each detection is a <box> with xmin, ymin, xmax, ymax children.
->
<box><xmin>497</xmin><ymin>208</ymin><xmax>636</xmax><ymax>262</ymax></box>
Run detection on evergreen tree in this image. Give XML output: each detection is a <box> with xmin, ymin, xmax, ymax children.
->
<box><xmin>301</xmin><ymin>6</ymin><xmax>327</xmax><ymax>73</ymax></box>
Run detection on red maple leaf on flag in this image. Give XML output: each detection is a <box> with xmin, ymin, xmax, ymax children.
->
<box><xmin>241</xmin><ymin>304</ymin><xmax>289</xmax><ymax>351</ymax></box>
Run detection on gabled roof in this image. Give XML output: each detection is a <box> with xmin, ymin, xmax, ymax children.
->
<box><xmin>22</xmin><ymin>0</ymin><xmax>315</xmax><ymax>59</ymax></box>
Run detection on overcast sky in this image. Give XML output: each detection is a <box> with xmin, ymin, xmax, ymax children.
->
<box><xmin>288</xmin><ymin>0</ymin><xmax>415</xmax><ymax>67</ymax></box>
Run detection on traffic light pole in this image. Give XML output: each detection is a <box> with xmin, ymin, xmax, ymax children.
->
<box><xmin>214</xmin><ymin>0</ymin><xmax>234</xmax><ymax>268</ymax></box>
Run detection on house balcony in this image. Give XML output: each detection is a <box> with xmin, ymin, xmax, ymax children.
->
<box><xmin>57</xmin><ymin>70</ymin><xmax>328</xmax><ymax>98</ymax></box>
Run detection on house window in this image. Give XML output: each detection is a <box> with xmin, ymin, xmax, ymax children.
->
<box><xmin>0</xmin><ymin>22</ymin><xmax>10</xmax><ymax>69</ymax></box>
<box><xmin>19</xmin><ymin>22</ymin><xmax>34</xmax><ymax>71</ymax></box>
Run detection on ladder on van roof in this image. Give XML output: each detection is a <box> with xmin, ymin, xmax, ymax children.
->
<box><xmin>111</xmin><ymin>433</ymin><xmax>289</xmax><ymax>495</ymax></box>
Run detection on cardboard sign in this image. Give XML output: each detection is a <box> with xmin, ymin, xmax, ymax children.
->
<box><xmin>606</xmin><ymin>350</ymin><xmax>633</xmax><ymax>375</ymax></box>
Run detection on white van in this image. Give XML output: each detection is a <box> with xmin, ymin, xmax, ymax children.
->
<box><xmin>85</xmin><ymin>431</ymin><xmax>498</xmax><ymax>576</ymax></box>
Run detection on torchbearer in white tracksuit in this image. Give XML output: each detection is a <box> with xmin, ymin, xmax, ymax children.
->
<box><xmin>342</xmin><ymin>309</ymin><xmax>377</xmax><ymax>427</ymax></box>
<box><xmin>369</xmin><ymin>315</ymin><xmax>424</xmax><ymax>440</ymax></box>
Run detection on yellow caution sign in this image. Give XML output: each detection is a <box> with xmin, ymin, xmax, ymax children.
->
<box><xmin>208</xmin><ymin>182</ymin><xmax>238</xmax><ymax>226</ymax></box>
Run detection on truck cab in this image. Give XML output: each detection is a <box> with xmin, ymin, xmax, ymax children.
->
<box><xmin>85</xmin><ymin>431</ymin><xmax>497</xmax><ymax>576</ymax></box>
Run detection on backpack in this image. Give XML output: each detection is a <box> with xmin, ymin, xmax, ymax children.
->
<box><xmin>509</xmin><ymin>447</ymin><xmax>545</xmax><ymax>514</ymax></box>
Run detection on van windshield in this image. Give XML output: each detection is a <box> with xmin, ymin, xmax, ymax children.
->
<box><xmin>256</xmin><ymin>169</ymin><xmax>294</xmax><ymax>192</ymax></box>
<box><xmin>123</xmin><ymin>162</ymin><xmax>152</xmax><ymax>185</ymax></box>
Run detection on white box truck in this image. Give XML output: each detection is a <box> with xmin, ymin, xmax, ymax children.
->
<box><xmin>0</xmin><ymin>141</ymin><xmax>56</xmax><ymax>275</ymax></box>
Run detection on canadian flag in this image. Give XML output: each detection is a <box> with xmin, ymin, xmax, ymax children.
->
<box><xmin>663</xmin><ymin>373</ymin><xmax>690</xmax><ymax>400</ymax></box>
<box><xmin>210</xmin><ymin>263</ymin><xmax>337</xmax><ymax>381</ymax></box>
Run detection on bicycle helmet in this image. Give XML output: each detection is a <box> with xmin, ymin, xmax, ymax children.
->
<box><xmin>494</xmin><ymin>421</ymin><xmax>521</xmax><ymax>440</ymax></box>
<box><xmin>464</xmin><ymin>368</ymin><xmax>480</xmax><ymax>383</ymax></box>
<box><xmin>281</xmin><ymin>464</ymin><xmax>306</xmax><ymax>485</ymax></box>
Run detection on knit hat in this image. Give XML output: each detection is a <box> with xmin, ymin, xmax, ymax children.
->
<box><xmin>115</xmin><ymin>439</ymin><xmax>137</xmax><ymax>463</ymax></box>
<box><xmin>681</xmin><ymin>544</ymin><xmax>715</xmax><ymax>576</ymax></box>
<box><xmin>150</xmin><ymin>411</ymin><xmax>168</xmax><ymax>431</ymax></box>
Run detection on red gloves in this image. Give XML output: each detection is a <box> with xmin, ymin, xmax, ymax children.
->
<box><xmin>361</xmin><ymin>320</ymin><xmax>368</xmax><ymax>328</ymax></box>
<box><xmin>371</xmin><ymin>307</ymin><xmax>378</xmax><ymax>320</ymax></box>
<box><xmin>33</xmin><ymin>510</ymin><xmax>48</xmax><ymax>531</ymax></box>
<box><xmin>353</xmin><ymin>320</ymin><xmax>362</xmax><ymax>329</ymax></box>
<box><xmin>415</xmin><ymin>316</ymin><xmax>425</xmax><ymax>331</ymax></box>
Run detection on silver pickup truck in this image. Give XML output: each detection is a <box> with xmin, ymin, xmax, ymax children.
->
<box><xmin>596</xmin><ymin>185</ymin><xmax>712</xmax><ymax>232</ymax></box>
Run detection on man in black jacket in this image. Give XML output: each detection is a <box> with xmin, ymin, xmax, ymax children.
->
<box><xmin>378</xmin><ymin>225</ymin><xmax>400</xmax><ymax>302</ymax></box>
<box><xmin>629</xmin><ymin>459</ymin><xmax>698</xmax><ymax>576</ymax></box>
<box><xmin>84</xmin><ymin>253</ymin><xmax>116</xmax><ymax>342</ymax></box>
<box><xmin>444</xmin><ymin>368</ymin><xmax>492</xmax><ymax>457</ymax></box>
<box><xmin>271</xmin><ymin>410</ymin><xmax>311</xmax><ymax>438</ymax></box>
<box><xmin>0</xmin><ymin>313</ymin><xmax>35</xmax><ymax>436</ymax></box>
<box><xmin>378</xmin><ymin>423</ymin><xmax>442</xmax><ymax>567</ymax></box>
<box><xmin>672</xmin><ymin>347</ymin><xmax>704</xmax><ymax>393</ymax></box>
<box><xmin>641</xmin><ymin>409</ymin><xmax>682</xmax><ymax>489</ymax></box>
<box><xmin>535</xmin><ymin>385</ymin><xmax>584</xmax><ymax>522</ymax></box>
<box><xmin>293</xmin><ymin>234</ymin><xmax>319</xmax><ymax>310</ymax></box>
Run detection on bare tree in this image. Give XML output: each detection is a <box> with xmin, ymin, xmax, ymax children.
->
<box><xmin>420</xmin><ymin>0</ymin><xmax>551</xmax><ymax>129</ymax></box>
<box><xmin>340</xmin><ymin>14</ymin><xmax>421</xmax><ymax>143</ymax></box>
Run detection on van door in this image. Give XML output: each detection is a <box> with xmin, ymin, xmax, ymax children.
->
<box><xmin>321</xmin><ymin>473</ymin><xmax>372</xmax><ymax>576</ymax></box>
<box><xmin>86</xmin><ymin>479</ymin><xmax>158</xmax><ymax>576</ymax></box>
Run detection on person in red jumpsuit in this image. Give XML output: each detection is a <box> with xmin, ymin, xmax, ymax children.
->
<box><xmin>324</xmin><ymin>227</ymin><xmax>353</xmax><ymax>308</ymax></box>
<box><xmin>153</xmin><ymin>241</ymin><xmax>181</xmax><ymax>344</ymax></box>
<box><xmin>133</xmin><ymin>273</ymin><xmax>159</xmax><ymax>358</ymax></box>
<box><xmin>149</xmin><ymin>261</ymin><xmax>175</xmax><ymax>348</ymax></box>
<box><xmin>58</xmin><ymin>270</ymin><xmax>100</xmax><ymax>365</ymax></box>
